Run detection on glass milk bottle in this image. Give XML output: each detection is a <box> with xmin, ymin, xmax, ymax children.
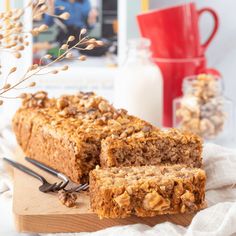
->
<box><xmin>114</xmin><ymin>38</ymin><xmax>163</xmax><ymax>126</ymax></box>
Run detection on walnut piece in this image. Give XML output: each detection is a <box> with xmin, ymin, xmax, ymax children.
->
<box><xmin>98</xmin><ymin>101</ymin><xmax>110</xmax><ymax>112</ymax></box>
<box><xmin>56</xmin><ymin>98</ymin><xmax>69</xmax><ymax>110</ymax></box>
<box><xmin>58</xmin><ymin>106</ymin><xmax>77</xmax><ymax>117</ymax></box>
<box><xmin>143</xmin><ymin>191</ymin><xmax>170</xmax><ymax>211</ymax></box>
<box><xmin>114</xmin><ymin>191</ymin><xmax>130</xmax><ymax>208</ymax></box>
<box><xmin>22</xmin><ymin>91</ymin><xmax>48</xmax><ymax>108</ymax></box>
<box><xmin>33</xmin><ymin>91</ymin><xmax>48</xmax><ymax>100</ymax></box>
<box><xmin>180</xmin><ymin>190</ymin><xmax>197</xmax><ymax>212</ymax></box>
<box><xmin>58</xmin><ymin>190</ymin><xmax>77</xmax><ymax>207</ymax></box>
<box><xmin>142</xmin><ymin>125</ymin><xmax>152</xmax><ymax>133</ymax></box>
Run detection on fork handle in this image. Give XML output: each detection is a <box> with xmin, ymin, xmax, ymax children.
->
<box><xmin>25</xmin><ymin>157</ymin><xmax>59</xmax><ymax>176</ymax></box>
<box><xmin>3</xmin><ymin>157</ymin><xmax>46</xmax><ymax>183</ymax></box>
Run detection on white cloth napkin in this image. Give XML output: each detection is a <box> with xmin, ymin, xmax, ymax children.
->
<box><xmin>1</xmin><ymin>130</ymin><xmax>236</xmax><ymax>236</ymax></box>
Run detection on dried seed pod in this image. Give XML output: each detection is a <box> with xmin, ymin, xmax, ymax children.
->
<box><xmin>38</xmin><ymin>24</ymin><xmax>48</xmax><ymax>32</ymax></box>
<box><xmin>29</xmin><ymin>82</ymin><xmax>36</xmax><ymax>87</ymax></box>
<box><xmin>40</xmin><ymin>4</ymin><xmax>48</xmax><ymax>12</ymax></box>
<box><xmin>80</xmin><ymin>28</ymin><xmax>87</xmax><ymax>35</ymax></box>
<box><xmin>14</xmin><ymin>52</ymin><xmax>21</xmax><ymax>59</ymax></box>
<box><xmin>78</xmin><ymin>55</ymin><xmax>86</xmax><ymax>61</ymax></box>
<box><xmin>19</xmin><ymin>93</ymin><xmax>27</xmax><ymax>99</ymax></box>
<box><xmin>5</xmin><ymin>42</ymin><xmax>17</xmax><ymax>48</ymax></box>
<box><xmin>5</xmin><ymin>11</ymin><xmax>12</xmax><ymax>18</ymax></box>
<box><xmin>9</xmin><ymin>67</ymin><xmax>17</xmax><ymax>74</ymax></box>
<box><xmin>15</xmin><ymin>22</ymin><xmax>23</xmax><ymax>28</ymax></box>
<box><xmin>19</xmin><ymin>36</ymin><xmax>24</xmax><ymax>43</ymax></box>
<box><xmin>6</xmin><ymin>24</ymin><xmax>13</xmax><ymax>30</ymax></box>
<box><xmin>68</xmin><ymin>35</ymin><xmax>75</xmax><ymax>42</ymax></box>
<box><xmin>44</xmin><ymin>54</ymin><xmax>52</xmax><ymax>59</ymax></box>
<box><xmin>51</xmin><ymin>70</ymin><xmax>59</xmax><ymax>74</ymax></box>
<box><xmin>59</xmin><ymin>12</ymin><xmax>70</xmax><ymax>20</ymax></box>
<box><xmin>87</xmin><ymin>38</ymin><xmax>96</xmax><ymax>44</ymax></box>
<box><xmin>65</xmin><ymin>52</ymin><xmax>73</xmax><ymax>59</ymax></box>
<box><xmin>15</xmin><ymin>9</ymin><xmax>24</xmax><ymax>18</ymax></box>
<box><xmin>28</xmin><ymin>64</ymin><xmax>39</xmax><ymax>71</ymax></box>
<box><xmin>31</xmin><ymin>29</ymin><xmax>39</xmax><ymax>36</ymax></box>
<box><xmin>14</xmin><ymin>45</ymin><xmax>24</xmax><ymax>51</ymax></box>
<box><xmin>61</xmin><ymin>65</ymin><xmax>69</xmax><ymax>71</ymax></box>
<box><xmin>95</xmin><ymin>40</ymin><xmax>104</xmax><ymax>46</ymax></box>
<box><xmin>85</xmin><ymin>44</ymin><xmax>95</xmax><ymax>50</ymax></box>
<box><xmin>60</xmin><ymin>44</ymin><xmax>68</xmax><ymax>50</ymax></box>
<box><xmin>3</xmin><ymin>84</ymin><xmax>11</xmax><ymax>90</ymax></box>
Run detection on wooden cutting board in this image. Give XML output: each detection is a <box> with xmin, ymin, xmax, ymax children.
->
<box><xmin>13</xmin><ymin>152</ymin><xmax>195</xmax><ymax>233</ymax></box>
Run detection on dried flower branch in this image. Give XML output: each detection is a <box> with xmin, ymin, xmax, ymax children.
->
<box><xmin>0</xmin><ymin>0</ymin><xmax>103</xmax><ymax>106</ymax></box>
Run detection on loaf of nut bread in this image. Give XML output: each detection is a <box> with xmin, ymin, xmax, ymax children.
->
<box><xmin>12</xmin><ymin>91</ymin><xmax>151</xmax><ymax>183</ymax></box>
<box><xmin>100</xmin><ymin>128</ymin><xmax>202</xmax><ymax>168</ymax></box>
<box><xmin>90</xmin><ymin>165</ymin><xmax>206</xmax><ymax>219</ymax></box>
<box><xmin>13</xmin><ymin>91</ymin><xmax>202</xmax><ymax>183</ymax></box>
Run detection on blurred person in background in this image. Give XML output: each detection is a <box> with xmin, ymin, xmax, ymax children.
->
<box><xmin>44</xmin><ymin>0</ymin><xmax>98</xmax><ymax>46</ymax></box>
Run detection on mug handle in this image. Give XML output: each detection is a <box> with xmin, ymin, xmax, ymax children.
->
<box><xmin>198</xmin><ymin>8</ymin><xmax>219</xmax><ymax>51</ymax></box>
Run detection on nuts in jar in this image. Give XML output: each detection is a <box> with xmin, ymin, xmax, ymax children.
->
<box><xmin>173</xmin><ymin>74</ymin><xmax>234</xmax><ymax>140</ymax></box>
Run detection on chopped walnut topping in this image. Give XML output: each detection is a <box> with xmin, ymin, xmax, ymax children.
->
<box><xmin>116</xmin><ymin>117</ymin><xmax>130</xmax><ymax>125</ymax></box>
<box><xmin>67</xmin><ymin>106</ymin><xmax>77</xmax><ymax>115</ymax></box>
<box><xmin>181</xmin><ymin>190</ymin><xmax>195</xmax><ymax>203</ymax></box>
<box><xmin>87</xmin><ymin>108</ymin><xmax>97</xmax><ymax>113</ymax></box>
<box><xmin>143</xmin><ymin>191</ymin><xmax>170</xmax><ymax>211</ymax></box>
<box><xmin>180</xmin><ymin>190</ymin><xmax>197</xmax><ymax>212</ymax></box>
<box><xmin>34</xmin><ymin>91</ymin><xmax>48</xmax><ymax>100</ymax></box>
<box><xmin>22</xmin><ymin>91</ymin><xmax>48</xmax><ymax>108</ymax></box>
<box><xmin>114</xmin><ymin>191</ymin><xmax>130</xmax><ymax>208</ymax></box>
<box><xmin>58</xmin><ymin>106</ymin><xmax>77</xmax><ymax>117</ymax></box>
<box><xmin>142</xmin><ymin>125</ymin><xmax>152</xmax><ymax>133</ymax></box>
<box><xmin>56</xmin><ymin>98</ymin><xmax>69</xmax><ymax>110</ymax></box>
<box><xmin>174</xmin><ymin>182</ymin><xmax>184</xmax><ymax>196</ymax></box>
<box><xmin>95</xmin><ymin>117</ymin><xmax>107</xmax><ymax>125</ymax></box>
<box><xmin>90</xmin><ymin>165</ymin><xmax>205</xmax><ymax>218</ymax></box>
<box><xmin>58</xmin><ymin>190</ymin><xmax>77</xmax><ymax>207</ymax></box>
<box><xmin>117</xmin><ymin>108</ymin><xmax>128</xmax><ymax>115</ymax></box>
<box><xmin>98</xmin><ymin>101</ymin><xmax>110</xmax><ymax>113</ymax></box>
<box><xmin>132</xmin><ymin>132</ymin><xmax>145</xmax><ymax>138</ymax></box>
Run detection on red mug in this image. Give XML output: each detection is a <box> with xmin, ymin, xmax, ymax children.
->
<box><xmin>154</xmin><ymin>57</ymin><xmax>207</xmax><ymax>127</ymax></box>
<box><xmin>137</xmin><ymin>3</ymin><xmax>219</xmax><ymax>58</ymax></box>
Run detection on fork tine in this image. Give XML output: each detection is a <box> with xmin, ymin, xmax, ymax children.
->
<box><xmin>53</xmin><ymin>181</ymin><xmax>63</xmax><ymax>191</ymax></box>
<box><xmin>82</xmin><ymin>184</ymin><xmax>89</xmax><ymax>190</ymax></box>
<box><xmin>45</xmin><ymin>183</ymin><xmax>57</xmax><ymax>192</ymax></box>
<box><xmin>60</xmin><ymin>180</ymin><xmax>69</xmax><ymax>190</ymax></box>
<box><xmin>74</xmin><ymin>183</ymin><xmax>89</xmax><ymax>192</ymax></box>
<box><xmin>73</xmin><ymin>184</ymin><xmax>83</xmax><ymax>192</ymax></box>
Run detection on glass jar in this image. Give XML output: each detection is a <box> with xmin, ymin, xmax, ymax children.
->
<box><xmin>114</xmin><ymin>38</ymin><xmax>163</xmax><ymax>127</ymax></box>
<box><xmin>173</xmin><ymin>74</ymin><xmax>234</xmax><ymax>142</ymax></box>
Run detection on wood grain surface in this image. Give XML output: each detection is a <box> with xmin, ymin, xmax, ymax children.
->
<box><xmin>13</xmin><ymin>152</ymin><xmax>195</xmax><ymax>233</ymax></box>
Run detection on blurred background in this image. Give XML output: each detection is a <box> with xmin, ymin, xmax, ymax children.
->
<box><xmin>0</xmin><ymin>0</ymin><xmax>236</xmax><ymax>145</ymax></box>
<box><xmin>0</xmin><ymin>0</ymin><xmax>233</xmax><ymax>101</ymax></box>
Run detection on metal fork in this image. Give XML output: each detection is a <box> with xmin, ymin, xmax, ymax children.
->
<box><xmin>25</xmin><ymin>157</ymin><xmax>89</xmax><ymax>192</ymax></box>
<box><xmin>66</xmin><ymin>182</ymin><xmax>89</xmax><ymax>193</ymax></box>
<box><xmin>3</xmin><ymin>157</ymin><xmax>68</xmax><ymax>193</ymax></box>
